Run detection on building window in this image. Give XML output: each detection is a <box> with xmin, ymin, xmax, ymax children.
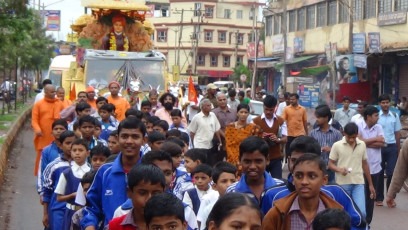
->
<box><xmin>395</xmin><ymin>0</ymin><xmax>408</xmax><ymax>11</ymax></box>
<box><xmin>249</xmin><ymin>8</ymin><xmax>255</xmax><ymax>20</ymax></box>
<box><xmin>205</xmin><ymin>5</ymin><xmax>214</xmax><ymax>18</ymax></box>
<box><xmin>197</xmin><ymin>55</ymin><xmax>205</xmax><ymax>66</ymax></box>
<box><xmin>248</xmin><ymin>32</ymin><xmax>255</xmax><ymax>42</ymax></box>
<box><xmin>224</xmin><ymin>9</ymin><xmax>231</xmax><ymax>19</ymax></box>
<box><xmin>223</xmin><ymin>55</ymin><xmax>230</xmax><ymax>67</ymax></box>
<box><xmin>288</xmin><ymin>10</ymin><xmax>296</xmax><ymax>32</ymax></box>
<box><xmin>210</xmin><ymin>55</ymin><xmax>218</xmax><ymax>67</ymax></box>
<box><xmin>364</xmin><ymin>0</ymin><xmax>376</xmax><ymax>18</ymax></box>
<box><xmin>317</xmin><ymin>2</ymin><xmax>326</xmax><ymax>27</ymax></box>
<box><xmin>236</xmin><ymin>56</ymin><xmax>243</xmax><ymax>65</ymax></box>
<box><xmin>273</xmin><ymin>14</ymin><xmax>281</xmax><ymax>34</ymax></box>
<box><xmin>237</xmin><ymin>33</ymin><xmax>244</xmax><ymax>45</ymax></box>
<box><xmin>204</xmin><ymin>30</ymin><xmax>213</xmax><ymax>42</ymax></box>
<box><xmin>328</xmin><ymin>0</ymin><xmax>337</xmax><ymax>25</ymax></box>
<box><xmin>266</xmin><ymin>16</ymin><xmax>272</xmax><ymax>36</ymax></box>
<box><xmin>297</xmin><ymin>7</ymin><xmax>306</xmax><ymax>31</ymax></box>
<box><xmin>307</xmin><ymin>5</ymin><xmax>315</xmax><ymax>29</ymax></box>
<box><xmin>218</xmin><ymin>31</ymin><xmax>226</xmax><ymax>43</ymax></box>
<box><xmin>339</xmin><ymin>1</ymin><xmax>349</xmax><ymax>23</ymax></box>
<box><xmin>194</xmin><ymin>3</ymin><xmax>201</xmax><ymax>16</ymax></box>
<box><xmin>237</xmin><ymin>10</ymin><xmax>243</xmax><ymax>19</ymax></box>
<box><xmin>353</xmin><ymin>0</ymin><xmax>363</xmax><ymax>20</ymax></box>
<box><xmin>157</xmin><ymin>30</ymin><xmax>167</xmax><ymax>42</ymax></box>
<box><xmin>378</xmin><ymin>0</ymin><xmax>392</xmax><ymax>13</ymax></box>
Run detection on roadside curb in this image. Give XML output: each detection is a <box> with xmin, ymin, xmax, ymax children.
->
<box><xmin>0</xmin><ymin>105</ymin><xmax>33</xmax><ymax>186</ymax></box>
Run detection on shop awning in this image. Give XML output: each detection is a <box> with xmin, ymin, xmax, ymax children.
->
<box><xmin>275</xmin><ymin>55</ymin><xmax>316</xmax><ymax>70</ymax></box>
<box><xmin>290</xmin><ymin>65</ymin><xmax>331</xmax><ymax>77</ymax></box>
<box><xmin>198</xmin><ymin>70</ymin><xmax>233</xmax><ymax>78</ymax></box>
<box><xmin>248</xmin><ymin>57</ymin><xmax>281</xmax><ymax>62</ymax></box>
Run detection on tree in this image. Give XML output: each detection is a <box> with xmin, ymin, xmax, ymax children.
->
<box><xmin>232</xmin><ymin>63</ymin><xmax>251</xmax><ymax>86</ymax></box>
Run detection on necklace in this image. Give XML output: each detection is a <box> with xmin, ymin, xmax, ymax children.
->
<box><xmin>109</xmin><ymin>32</ymin><xmax>129</xmax><ymax>51</ymax></box>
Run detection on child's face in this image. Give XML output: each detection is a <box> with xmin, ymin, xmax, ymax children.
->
<box><xmin>79</xmin><ymin>122</ymin><xmax>95</xmax><ymax>140</ymax></box>
<box><xmin>184</xmin><ymin>157</ymin><xmax>198</xmax><ymax>173</ymax></box>
<box><xmin>94</xmin><ymin>126</ymin><xmax>101</xmax><ymax>138</ymax></box>
<box><xmin>214</xmin><ymin>172</ymin><xmax>236</xmax><ymax>196</ymax></box>
<box><xmin>99</xmin><ymin>110</ymin><xmax>110</xmax><ymax>121</ymax></box>
<box><xmin>71</xmin><ymin>144</ymin><xmax>89</xmax><ymax>165</ymax></box>
<box><xmin>148</xmin><ymin>216</ymin><xmax>187</xmax><ymax>230</ymax></box>
<box><xmin>61</xmin><ymin>136</ymin><xmax>76</xmax><ymax>156</ymax></box>
<box><xmin>152</xmin><ymin>159</ymin><xmax>173</xmax><ymax>189</ymax></box>
<box><xmin>240</xmin><ymin>150</ymin><xmax>268</xmax><ymax>183</ymax></box>
<box><xmin>52</xmin><ymin>124</ymin><xmax>66</xmax><ymax>141</ymax></box>
<box><xmin>146</xmin><ymin>122</ymin><xmax>154</xmax><ymax>134</ymax></box>
<box><xmin>82</xmin><ymin>182</ymin><xmax>91</xmax><ymax>198</ymax></box>
<box><xmin>293</xmin><ymin>160</ymin><xmax>328</xmax><ymax>200</ymax></box>
<box><xmin>78</xmin><ymin>108</ymin><xmax>92</xmax><ymax>117</ymax></box>
<box><xmin>209</xmin><ymin>206</ymin><xmax>261</xmax><ymax>230</ymax></box>
<box><xmin>193</xmin><ymin>172</ymin><xmax>211</xmax><ymax>191</ymax></box>
<box><xmin>149</xmin><ymin>140</ymin><xmax>164</xmax><ymax>151</ymax></box>
<box><xmin>141</xmin><ymin>106</ymin><xmax>152</xmax><ymax>114</ymax></box>
<box><xmin>153</xmin><ymin>126</ymin><xmax>166</xmax><ymax>135</ymax></box>
<box><xmin>108</xmin><ymin>135</ymin><xmax>120</xmax><ymax>154</ymax></box>
<box><xmin>171</xmin><ymin>116</ymin><xmax>181</xmax><ymax>126</ymax></box>
<box><xmin>171</xmin><ymin>154</ymin><xmax>183</xmax><ymax>170</ymax></box>
<box><xmin>118</xmin><ymin>128</ymin><xmax>145</xmax><ymax>158</ymax></box>
<box><xmin>142</xmin><ymin>118</ymin><xmax>148</xmax><ymax>127</ymax></box>
<box><xmin>97</xmin><ymin>100</ymin><xmax>107</xmax><ymax>109</ymax></box>
<box><xmin>128</xmin><ymin>181</ymin><xmax>164</xmax><ymax>214</ymax></box>
<box><xmin>91</xmin><ymin>155</ymin><xmax>107</xmax><ymax>171</ymax></box>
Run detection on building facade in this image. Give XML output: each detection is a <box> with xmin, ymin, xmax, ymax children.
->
<box><xmin>265</xmin><ymin>0</ymin><xmax>408</xmax><ymax>106</ymax></box>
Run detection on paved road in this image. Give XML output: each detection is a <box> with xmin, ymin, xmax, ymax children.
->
<box><xmin>0</xmin><ymin>121</ymin><xmax>407</xmax><ymax>229</ymax></box>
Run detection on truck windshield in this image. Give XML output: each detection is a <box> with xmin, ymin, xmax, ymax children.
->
<box><xmin>85</xmin><ymin>59</ymin><xmax>165</xmax><ymax>91</ymax></box>
<box><xmin>48</xmin><ymin>70</ymin><xmax>63</xmax><ymax>87</ymax></box>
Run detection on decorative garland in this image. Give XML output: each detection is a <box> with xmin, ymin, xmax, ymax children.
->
<box><xmin>109</xmin><ymin>32</ymin><xmax>129</xmax><ymax>51</ymax></box>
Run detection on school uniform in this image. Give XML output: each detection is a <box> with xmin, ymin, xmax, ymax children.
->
<box><xmin>104</xmin><ymin>208</ymin><xmax>138</xmax><ymax>230</ymax></box>
<box><xmin>37</xmin><ymin>141</ymin><xmax>63</xmax><ymax>194</ymax></box>
<box><xmin>171</xmin><ymin>169</ymin><xmax>194</xmax><ymax>200</ymax></box>
<box><xmin>182</xmin><ymin>185</ymin><xmax>214</xmax><ymax>215</ymax></box>
<box><xmin>98</xmin><ymin>117</ymin><xmax>119</xmax><ymax>141</ymax></box>
<box><xmin>55</xmin><ymin>162</ymin><xmax>91</xmax><ymax>230</ymax></box>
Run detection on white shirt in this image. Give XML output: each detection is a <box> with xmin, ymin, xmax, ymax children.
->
<box><xmin>34</xmin><ymin>90</ymin><xmax>44</xmax><ymax>103</ymax></box>
<box><xmin>182</xmin><ymin>185</ymin><xmax>214</xmax><ymax>211</ymax></box>
<box><xmin>54</xmin><ymin>162</ymin><xmax>91</xmax><ymax>195</ymax></box>
<box><xmin>188</xmin><ymin>111</ymin><xmax>220</xmax><ymax>149</ymax></box>
<box><xmin>188</xmin><ymin>94</ymin><xmax>203</xmax><ymax>121</ymax></box>
<box><xmin>276</xmin><ymin>101</ymin><xmax>287</xmax><ymax>116</ymax></box>
<box><xmin>351</xmin><ymin>113</ymin><xmax>364</xmax><ymax>124</ymax></box>
<box><xmin>197</xmin><ymin>190</ymin><xmax>219</xmax><ymax>230</ymax></box>
<box><xmin>260</xmin><ymin>113</ymin><xmax>288</xmax><ymax>136</ymax></box>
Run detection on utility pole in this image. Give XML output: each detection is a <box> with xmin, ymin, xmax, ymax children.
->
<box><xmin>193</xmin><ymin>12</ymin><xmax>202</xmax><ymax>75</ymax></box>
<box><xmin>348</xmin><ymin>0</ymin><xmax>354</xmax><ymax>53</ymax></box>
<box><xmin>251</xmin><ymin>4</ymin><xmax>256</xmax><ymax>42</ymax></box>
<box><xmin>282</xmin><ymin>0</ymin><xmax>288</xmax><ymax>89</ymax></box>
<box><xmin>177</xmin><ymin>9</ymin><xmax>184</xmax><ymax>66</ymax></box>
<box><xmin>251</xmin><ymin>30</ymin><xmax>258</xmax><ymax>99</ymax></box>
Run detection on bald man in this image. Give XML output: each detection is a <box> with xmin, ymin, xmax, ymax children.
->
<box><xmin>32</xmin><ymin>85</ymin><xmax>64</xmax><ymax>175</ymax></box>
<box><xmin>56</xmin><ymin>87</ymin><xmax>71</xmax><ymax>109</ymax></box>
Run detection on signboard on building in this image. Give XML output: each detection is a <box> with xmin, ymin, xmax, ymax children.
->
<box><xmin>272</xmin><ymin>35</ymin><xmax>284</xmax><ymax>53</ymax></box>
<box><xmin>354</xmin><ymin>54</ymin><xmax>367</xmax><ymax>69</ymax></box>
<box><xmin>246</xmin><ymin>41</ymin><xmax>265</xmax><ymax>58</ymax></box>
<box><xmin>40</xmin><ymin>10</ymin><xmax>61</xmax><ymax>31</ymax></box>
<box><xmin>336</xmin><ymin>55</ymin><xmax>358</xmax><ymax>83</ymax></box>
<box><xmin>294</xmin><ymin>37</ymin><xmax>304</xmax><ymax>53</ymax></box>
<box><xmin>378</xmin><ymin>10</ymin><xmax>407</xmax><ymax>26</ymax></box>
<box><xmin>352</xmin><ymin>33</ymin><xmax>366</xmax><ymax>53</ymax></box>
<box><xmin>368</xmin><ymin>32</ymin><xmax>381</xmax><ymax>53</ymax></box>
<box><xmin>298</xmin><ymin>84</ymin><xmax>320</xmax><ymax>108</ymax></box>
<box><xmin>325</xmin><ymin>43</ymin><xmax>337</xmax><ymax>62</ymax></box>
<box><xmin>286</xmin><ymin>47</ymin><xmax>294</xmax><ymax>62</ymax></box>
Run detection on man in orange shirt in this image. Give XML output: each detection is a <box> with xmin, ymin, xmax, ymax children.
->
<box><xmin>32</xmin><ymin>84</ymin><xmax>64</xmax><ymax>175</ymax></box>
<box><xmin>282</xmin><ymin>93</ymin><xmax>308</xmax><ymax>157</ymax></box>
<box><xmin>56</xmin><ymin>87</ymin><xmax>71</xmax><ymax>109</ymax></box>
<box><xmin>107</xmin><ymin>81</ymin><xmax>130</xmax><ymax>121</ymax></box>
<box><xmin>86</xmin><ymin>86</ymin><xmax>97</xmax><ymax>109</ymax></box>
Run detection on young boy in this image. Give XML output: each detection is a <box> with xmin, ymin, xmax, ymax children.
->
<box><xmin>170</xmin><ymin>109</ymin><xmax>188</xmax><ymax>134</ymax></box>
<box><xmin>68</xmin><ymin>103</ymin><xmax>92</xmax><ymax>131</ymax></box>
<box><xmin>80</xmin><ymin>117</ymin><xmax>146</xmax><ymax>229</ymax></box>
<box><xmin>73</xmin><ymin>121</ymin><xmax>81</xmax><ymax>138</ymax></box>
<box><xmin>313</xmin><ymin>208</ymin><xmax>351</xmax><ymax>230</ymax></box>
<box><xmin>105</xmin><ymin>164</ymin><xmax>166</xmax><ymax>230</ymax></box>
<box><xmin>78</xmin><ymin>115</ymin><xmax>107</xmax><ymax>149</ymax></box>
<box><xmin>148</xmin><ymin>131</ymin><xmax>166</xmax><ymax>151</ymax></box>
<box><xmin>94</xmin><ymin>119</ymin><xmax>102</xmax><ymax>139</ymax></box>
<box><xmin>147</xmin><ymin>116</ymin><xmax>160</xmax><ymax>134</ymax></box>
<box><xmin>125</xmin><ymin>108</ymin><xmax>143</xmax><ymax>119</ymax></box>
<box><xmin>196</xmin><ymin>162</ymin><xmax>237</xmax><ymax>230</ymax></box>
<box><xmin>37</xmin><ymin>119</ymin><xmax>67</xmax><ymax>195</ymax></box>
<box><xmin>153</xmin><ymin>120</ymin><xmax>169</xmax><ymax>135</ymax></box>
<box><xmin>98</xmin><ymin>103</ymin><xmax>119</xmax><ymax>141</ymax></box>
<box><xmin>144</xmin><ymin>193</ymin><xmax>187</xmax><ymax>230</ymax></box>
<box><xmin>226</xmin><ymin>137</ymin><xmax>282</xmax><ymax>212</ymax></box>
<box><xmin>55</xmin><ymin>139</ymin><xmax>91</xmax><ymax>230</ymax></box>
<box><xmin>262</xmin><ymin>153</ymin><xmax>343</xmax><ymax>230</ymax></box>
<box><xmin>141</xmin><ymin>100</ymin><xmax>152</xmax><ymax>114</ymax></box>
<box><xmin>184</xmin><ymin>149</ymin><xmax>207</xmax><ymax>174</ymax></box>
<box><xmin>182</xmin><ymin>164</ymin><xmax>213</xmax><ymax>215</ymax></box>
<box><xmin>42</xmin><ymin>130</ymin><xmax>76</xmax><ymax>230</ymax></box>
<box><xmin>107</xmin><ymin>130</ymin><xmax>120</xmax><ymax>156</ymax></box>
<box><xmin>71</xmin><ymin>171</ymin><xmax>97</xmax><ymax>230</ymax></box>
<box><xmin>90</xmin><ymin>144</ymin><xmax>111</xmax><ymax>171</ymax></box>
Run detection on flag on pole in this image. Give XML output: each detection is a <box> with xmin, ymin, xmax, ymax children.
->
<box><xmin>188</xmin><ymin>76</ymin><xmax>198</xmax><ymax>104</ymax></box>
<box><xmin>69</xmin><ymin>83</ymin><xmax>76</xmax><ymax>101</ymax></box>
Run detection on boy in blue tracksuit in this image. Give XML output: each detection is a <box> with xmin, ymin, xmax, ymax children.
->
<box><xmin>80</xmin><ymin>117</ymin><xmax>146</xmax><ymax>229</ymax></box>
<box><xmin>226</xmin><ymin>137</ymin><xmax>283</xmax><ymax>211</ymax></box>
<box><xmin>262</xmin><ymin>136</ymin><xmax>366</xmax><ymax>230</ymax></box>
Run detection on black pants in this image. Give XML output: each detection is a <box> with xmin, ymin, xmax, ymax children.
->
<box><xmin>365</xmin><ymin>171</ymin><xmax>381</xmax><ymax>225</ymax></box>
<box><xmin>266</xmin><ymin>158</ymin><xmax>283</xmax><ymax>179</ymax></box>
<box><xmin>376</xmin><ymin>144</ymin><xmax>398</xmax><ymax>202</ymax></box>
<box><xmin>285</xmin><ymin>136</ymin><xmax>297</xmax><ymax>158</ymax></box>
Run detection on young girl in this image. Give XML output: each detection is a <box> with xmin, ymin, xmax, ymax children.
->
<box><xmin>206</xmin><ymin>193</ymin><xmax>262</xmax><ymax>230</ymax></box>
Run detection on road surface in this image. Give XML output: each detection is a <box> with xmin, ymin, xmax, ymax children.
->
<box><xmin>0</xmin><ymin>120</ymin><xmax>407</xmax><ymax>229</ymax></box>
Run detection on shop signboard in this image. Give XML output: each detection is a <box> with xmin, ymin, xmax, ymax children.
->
<box><xmin>294</xmin><ymin>37</ymin><xmax>304</xmax><ymax>53</ymax></box>
<box><xmin>352</xmin><ymin>33</ymin><xmax>366</xmax><ymax>53</ymax></box>
<box><xmin>40</xmin><ymin>10</ymin><xmax>61</xmax><ymax>31</ymax></box>
<box><xmin>336</xmin><ymin>55</ymin><xmax>358</xmax><ymax>83</ymax></box>
<box><xmin>354</xmin><ymin>54</ymin><xmax>367</xmax><ymax>69</ymax></box>
<box><xmin>378</xmin><ymin>10</ymin><xmax>407</xmax><ymax>26</ymax></box>
<box><xmin>298</xmin><ymin>84</ymin><xmax>320</xmax><ymax>108</ymax></box>
<box><xmin>368</xmin><ymin>32</ymin><xmax>381</xmax><ymax>53</ymax></box>
<box><xmin>272</xmin><ymin>35</ymin><xmax>284</xmax><ymax>53</ymax></box>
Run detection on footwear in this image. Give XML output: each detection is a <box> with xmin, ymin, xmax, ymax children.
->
<box><xmin>376</xmin><ymin>201</ymin><xmax>383</xmax><ymax>206</ymax></box>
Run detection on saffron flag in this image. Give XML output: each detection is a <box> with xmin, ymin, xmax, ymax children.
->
<box><xmin>69</xmin><ymin>83</ymin><xmax>76</xmax><ymax>101</ymax></box>
<box><xmin>188</xmin><ymin>76</ymin><xmax>198</xmax><ymax>104</ymax></box>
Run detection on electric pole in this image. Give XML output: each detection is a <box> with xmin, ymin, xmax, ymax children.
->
<box><xmin>177</xmin><ymin>9</ymin><xmax>184</xmax><ymax>67</ymax></box>
<box><xmin>282</xmin><ymin>0</ymin><xmax>288</xmax><ymax>89</ymax></box>
<box><xmin>348</xmin><ymin>0</ymin><xmax>354</xmax><ymax>53</ymax></box>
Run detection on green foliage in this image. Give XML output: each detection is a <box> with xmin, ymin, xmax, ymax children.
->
<box><xmin>232</xmin><ymin>63</ymin><xmax>251</xmax><ymax>85</ymax></box>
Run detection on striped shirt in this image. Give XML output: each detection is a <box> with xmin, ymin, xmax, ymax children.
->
<box><xmin>310</xmin><ymin>126</ymin><xmax>343</xmax><ymax>165</ymax></box>
<box><xmin>289</xmin><ymin>197</ymin><xmax>325</xmax><ymax>230</ymax></box>
<box><xmin>42</xmin><ymin>156</ymin><xmax>70</xmax><ymax>202</ymax></box>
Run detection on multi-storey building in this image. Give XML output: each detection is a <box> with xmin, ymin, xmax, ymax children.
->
<box><xmin>265</xmin><ymin>0</ymin><xmax>408</xmax><ymax>105</ymax></box>
<box><xmin>148</xmin><ymin>0</ymin><xmax>263</xmax><ymax>83</ymax></box>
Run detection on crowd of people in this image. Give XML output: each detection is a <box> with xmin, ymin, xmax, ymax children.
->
<box><xmin>32</xmin><ymin>79</ymin><xmax>408</xmax><ymax>230</ymax></box>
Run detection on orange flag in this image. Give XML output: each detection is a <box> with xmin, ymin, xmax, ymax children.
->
<box><xmin>188</xmin><ymin>76</ymin><xmax>198</xmax><ymax>104</ymax></box>
<box><xmin>69</xmin><ymin>83</ymin><xmax>76</xmax><ymax>101</ymax></box>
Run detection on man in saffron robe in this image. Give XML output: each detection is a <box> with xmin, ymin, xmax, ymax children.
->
<box><xmin>101</xmin><ymin>14</ymin><xmax>129</xmax><ymax>51</ymax></box>
<box><xmin>86</xmin><ymin>86</ymin><xmax>97</xmax><ymax>109</ymax></box>
<box><xmin>107</xmin><ymin>81</ymin><xmax>130</xmax><ymax>121</ymax></box>
<box><xmin>57</xmin><ymin>87</ymin><xmax>72</xmax><ymax>109</ymax></box>
<box><xmin>32</xmin><ymin>85</ymin><xmax>64</xmax><ymax>175</ymax></box>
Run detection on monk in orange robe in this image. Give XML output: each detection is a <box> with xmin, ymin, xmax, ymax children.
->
<box><xmin>57</xmin><ymin>87</ymin><xmax>72</xmax><ymax>109</ymax></box>
<box><xmin>107</xmin><ymin>81</ymin><xmax>130</xmax><ymax>121</ymax></box>
<box><xmin>32</xmin><ymin>85</ymin><xmax>64</xmax><ymax>175</ymax></box>
<box><xmin>86</xmin><ymin>86</ymin><xmax>97</xmax><ymax>109</ymax></box>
